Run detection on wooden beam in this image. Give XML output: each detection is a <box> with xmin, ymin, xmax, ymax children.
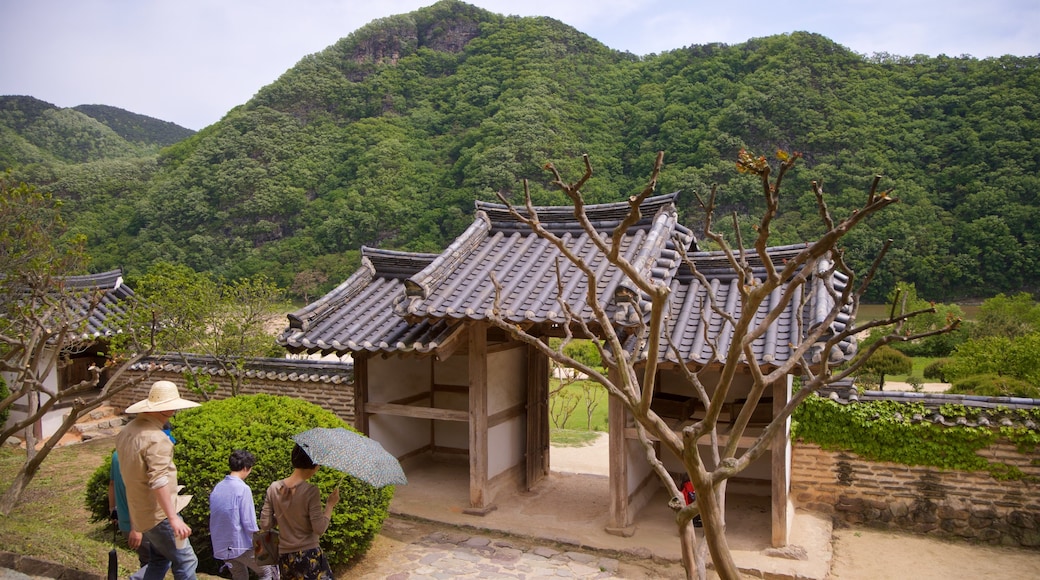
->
<box><xmin>388</xmin><ymin>392</ymin><xmax>432</xmax><ymax>405</ymax></box>
<box><xmin>488</xmin><ymin>403</ymin><xmax>524</xmax><ymax>428</ymax></box>
<box><xmin>363</xmin><ymin>402</ymin><xmax>468</xmax><ymax>421</ymax></box>
<box><xmin>433</xmin><ymin>323</ymin><xmax>467</xmax><ymax>361</ymax></box>
<box><xmin>526</xmin><ymin>343</ymin><xmax>549</xmax><ymax>491</ymax></box>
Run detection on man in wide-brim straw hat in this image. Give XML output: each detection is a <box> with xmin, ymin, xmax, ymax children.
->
<box><xmin>116</xmin><ymin>380</ymin><xmax>201</xmax><ymax>579</ymax></box>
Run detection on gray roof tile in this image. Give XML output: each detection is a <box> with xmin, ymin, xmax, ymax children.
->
<box><xmin>398</xmin><ymin>193</ymin><xmax>693</xmax><ymax>325</ymax></box>
<box><xmin>278</xmin><ymin>196</ymin><xmax>855</xmax><ymax>370</ymax></box>
<box><xmin>278</xmin><ymin>247</ymin><xmax>463</xmax><ymax>355</ymax></box>
<box><xmin>50</xmin><ymin>269</ymin><xmax>134</xmax><ymax>340</ymax></box>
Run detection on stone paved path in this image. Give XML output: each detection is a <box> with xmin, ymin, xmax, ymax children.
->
<box><xmin>355</xmin><ymin>529</ymin><xmax>623</xmax><ymax>579</ymax></box>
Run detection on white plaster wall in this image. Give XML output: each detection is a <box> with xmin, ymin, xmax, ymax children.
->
<box><xmin>368</xmin><ymin>356</ymin><xmax>431</xmax><ymax>403</ymax></box>
<box><xmin>434</xmin><ymin>355</ymin><xmax>467</xmax><ymax>386</ymax></box>
<box><xmin>368</xmin><ymin>356</ymin><xmax>433</xmax><ymax>456</ymax></box>
<box><xmin>2</xmin><ymin>348</ymin><xmax>64</xmax><ymax>440</ymax></box>
<box><xmin>626</xmin><ymin>437</ymin><xmax>652</xmax><ymax>492</ymax></box>
<box><xmin>369</xmin><ymin>414</ymin><xmax>430</xmax><ymax>458</ymax></box>
<box><xmin>488</xmin><ymin>417</ymin><xmax>525</xmax><ymax>477</ymax></box>
<box><xmin>487</xmin><ymin>345</ymin><xmax>526</xmax><ymax>414</ymax></box>
<box><xmin>433</xmin><ymin>390</ymin><xmax>469</xmax><ymax>450</ymax></box>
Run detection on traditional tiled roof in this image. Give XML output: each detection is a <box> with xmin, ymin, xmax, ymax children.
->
<box><xmin>129</xmin><ymin>354</ymin><xmax>354</xmax><ymax>383</ymax></box>
<box><xmin>642</xmin><ymin>245</ymin><xmax>857</xmax><ymax>368</ymax></box>
<box><xmin>398</xmin><ymin>193</ymin><xmax>694</xmax><ymax>327</ymax></box>
<box><xmin>58</xmin><ymin>269</ymin><xmax>135</xmax><ymax>340</ymax></box>
<box><xmin>279</xmin><ymin>195</ymin><xmax>856</xmax><ymax>371</ymax></box>
<box><xmin>277</xmin><ymin>247</ymin><xmax>463</xmax><ymax>356</ymax></box>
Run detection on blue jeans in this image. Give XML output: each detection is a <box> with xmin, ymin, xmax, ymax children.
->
<box><xmin>131</xmin><ymin>519</ymin><xmax>198</xmax><ymax>580</ymax></box>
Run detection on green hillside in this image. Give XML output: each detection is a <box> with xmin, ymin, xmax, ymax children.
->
<box><xmin>2</xmin><ymin>0</ymin><xmax>1038</xmax><ymax>303</ymax></box>
<box><xmin>72</xmin><ymin>104</ymin><xmax>195</xmax><ymax>146</ymax></box>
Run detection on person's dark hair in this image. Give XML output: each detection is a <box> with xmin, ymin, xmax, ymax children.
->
<box><xmin>291</xmin><ymin>443</ymin><xmax>316</xmax><ymax>469</ymax></box>
<box><xmin>228</xmin><ymin>449</ymin><xmax>256</xmax><ymax>472</ymax></box>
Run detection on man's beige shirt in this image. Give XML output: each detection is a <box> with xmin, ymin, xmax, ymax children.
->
<box><xmin>115</xmin><ymin>413</ymin><xmax>179</xmax><ymax>532</ymax></box>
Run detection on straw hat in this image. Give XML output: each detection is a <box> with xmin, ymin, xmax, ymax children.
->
<box><xmin>125</xmin><ymin>380</ymin><xmax>201</xmax><ymax>413</ymax></box>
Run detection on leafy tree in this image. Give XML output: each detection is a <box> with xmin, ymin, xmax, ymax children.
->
<box><xmin>944</xmin><ymin>333</ymin><xmax>1040</xmax><ymax>388</ymax></box>
<box><xmin>483</xmin><ymin>152</ymin><xmax>956</xmax><ymax>579</ymax></box>
<box><xmin>972</xmin><ymin>292</ymin><xmax>1040</xmax><ymax>339</ymax></box>
<box><xmin>4</xmin><ymin>5</ymin><xmax>1040</xmax><ymax>303</ymax></box>
<box><xmin>0</xmin><ymin>174</ymin><xmax>156</xmax><ymax>514</ymax></box>
<box><xmin>857</xmin><ymin>346</ymin><xmax>913</xmax><ymax>390</ymax></box>
<box><xmin>130</xmin><ymin>263</ymin><xmax>286</xmax><ymax>396</ymax></box>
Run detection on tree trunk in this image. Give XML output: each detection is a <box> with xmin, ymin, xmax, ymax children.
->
<box><xmin>697</xmin><ymin>486</ymin><xmax>741</xmax><ymax>579</ymax></box>
<box><xmin>677</xmin><ymin>518</ymin><xmax>706</xmax><ymax>580</ymax></box>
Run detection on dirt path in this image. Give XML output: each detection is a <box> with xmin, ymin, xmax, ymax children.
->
<box><xmin>828</xmin><ymin>526</ymin><xmax>1040</xmax><ymax>579</ymax></box>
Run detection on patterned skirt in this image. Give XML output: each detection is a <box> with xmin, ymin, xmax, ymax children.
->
<box><xmin>278</xmin><ymin>547</ymin><xmax>334</xmax><ymax>580</ymax></box>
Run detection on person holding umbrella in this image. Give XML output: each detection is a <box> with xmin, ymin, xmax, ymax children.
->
<box><xmin>259</xmin><ymin>444</ymin><xmax>340</xmax><ymax>579</ymax></box>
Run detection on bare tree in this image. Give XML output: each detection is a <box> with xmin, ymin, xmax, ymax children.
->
<box><xmin>485</xmin><ymin>152</ymin><xmax>957</xmax><ymax>579</ymax></box>
<box><xmin>0</xmin><ymin>177</ymin><xmax>156</xmax><ymax>515</ymax></box>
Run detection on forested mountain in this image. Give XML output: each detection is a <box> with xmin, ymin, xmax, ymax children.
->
<box><xmin>2</xmin><ymin>0</ymin><xmax>1038</xmax><ymax>303</ymax></box>
<box><xmin>0</xmin><ymin>96</ymin><xmax>193</xmax><ymax>165</ymax></box>
<box><xmin>71</xmin><ymin>104</ymin><xmax>195</xmax><ymax>146</ymax></box>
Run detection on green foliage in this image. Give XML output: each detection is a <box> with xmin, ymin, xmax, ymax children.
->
<box><xmin>72</xmin><ymin>104</ymin><xmax>194</xmax><ymax>146</ymax></box>
<box><xmin>550</xmin><ymin>380</ymin><xmax>608</xmax><ymax>431</ymax></box>
<box><xmin>84</xmin><ymin>451</ymin><xmax>114</xmax><ymax>524</ymax></box>
<box><xmin>947</xmin><ymin>374</ymin><xmax>1040</xmax><ymax>398</ymax></box>
<box><xmin>173</xmin><ymin>395</ymin><xmax>392</xmax><ymax>570</ymax></box>
<box><xmin>924</xmin><ymin>358</ymin><xmax>952</xmax><ymax>381</ymax></box>
<box><xmin>857</xmin><ymin>346</ymin><xmax>912</xmax><ymax>390</ymax></box>
<box><xmin>562</xmin><ymin>340</ymin><xmax>603</xmax><ymax>370</ymax></box>
<box><xmin>129</xmin><ymin>263</ymin><xmax>286</xmax><ymax>394</ymax></box>
<box><xmin>4</xmin><ymin>7</ymin><xmax>1040</xmax><ymax>303</ymax></box>
<box><xmin>791</xmin><ymin>395</ymin><xmax>1039</xmax><ymax>478</ymax></box>
<box><xmin>973</xmin><ymin>292</ymin><xmax>1040</xmax><ymax>339</ymax></box>
<box><xmin>944</xmin><ymin>333</ymin><xmax>1040</xmax><ymax>387</ymax></box>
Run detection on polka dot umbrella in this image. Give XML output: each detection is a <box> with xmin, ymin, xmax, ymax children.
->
<box><xmin>292</xmin><ymin>427</ymin><xmax>407</xmax><ymax>488</ymax></box>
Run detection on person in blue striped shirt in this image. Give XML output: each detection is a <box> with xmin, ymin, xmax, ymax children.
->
<box><xmin>209</xmin><ymin>450</ymin><xmax>278</xmax><ymax>580</ymax></box>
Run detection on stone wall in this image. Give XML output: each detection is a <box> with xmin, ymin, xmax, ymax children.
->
<box><xmin>791</xmin><ymin>442</ymin><xmax>1040</xmax><ymax>548</ymax></box>
<box><xmin>112</xmin><ymin>356</ymin><xmax>357</xmax><ymax>426</ymax></box>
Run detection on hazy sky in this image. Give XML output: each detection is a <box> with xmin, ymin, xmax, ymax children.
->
<box><xmin>2</xmin><ymin>0</ymin><xmax>1038</xmax><ymax>131</ymax></box>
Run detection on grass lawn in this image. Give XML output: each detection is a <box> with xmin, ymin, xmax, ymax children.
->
<box><xmin>0</xmin><ymin>438</ymin><xmax>156</xmax><ymax>578</ymax></box>
<box><xmin>550</xmin><ymin>379</ymin><xmax>609</xmax><ymax>432</ymax></box>
<box><xmin>0</xmin><ymin>439</ymin><xmax>231</xmax><ymax>578</ymax></box>
<box><xmin>887</xmin><ymin>356</ymin><xmax>940</xmax><ymax>383</ymax></box>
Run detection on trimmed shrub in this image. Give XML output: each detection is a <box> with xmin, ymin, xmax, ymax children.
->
<box><xmin>0</xmin><ymin>375</ymin><xmax>9</xmax><ymax>428</ymax></box>
<box><xmin>83</xmin><ymin>394</ymin><xmax>393</xmax><ymax>572</ymax></box>
<box><xmin>948</xmin><ymin>374</ymin><xmax>1040</xmax><ymax>398</ymax></box>
<box><xmin>84</xmin><ymin>450</ymin><xmax>114</xmax><ymax>524</ymax></box>
<box><xmin>923</xmin><ymin>358</ymin><xmax>952</xmax><ymax>382</ymax></box>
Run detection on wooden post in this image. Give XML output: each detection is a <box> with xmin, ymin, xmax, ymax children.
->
<box><xmin>606</xmin><ymin>367</ymin><xmax>631</xmax><ymax>533</ymax></box>
<box><xmin>771</xmin><ymin>376</ymin><xmax>792</xmax><ymax>546</ymax></box>
<box><xmin>354</xmin><ymin>355</ymin><xmax>369</xmax><ymax>434</ymax></box>
<box><xmin>526</xmin><ymin>343</ymin><xmax>549</xmax><ymax>490</ymax></box>
<box><xmin>465</xmin><ymin>322</ymin><xmax>493</xmax><ymax>514</ymax></box>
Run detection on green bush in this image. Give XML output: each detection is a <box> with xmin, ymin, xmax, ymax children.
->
<box><xmin>83</xmin><ymin>394</ymin><xmax>393</xmax><ymax>572</ymax></box>
<box><xmin>923</xmin><ymin>358</ymin><xmax>952</xmax><ymax>382</ymax></box>
<box><xmin>84</xmin><ymin>450</ymin><xmax>114</xmax><ymax>524</ymax></box>
<box><xmin>948</xmin><ymin>374</ymin><xmax>1040</xmax><ymax>398</ymax></box>
<box><xmin>0</xmin><ymin>375</ymin><xmax>9</xmax><ymax>428</ymax></box>
<box><xmin>562</xmin><ymin>339</ymin><xmax>603</xmax><ymax>370</ymax></box>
